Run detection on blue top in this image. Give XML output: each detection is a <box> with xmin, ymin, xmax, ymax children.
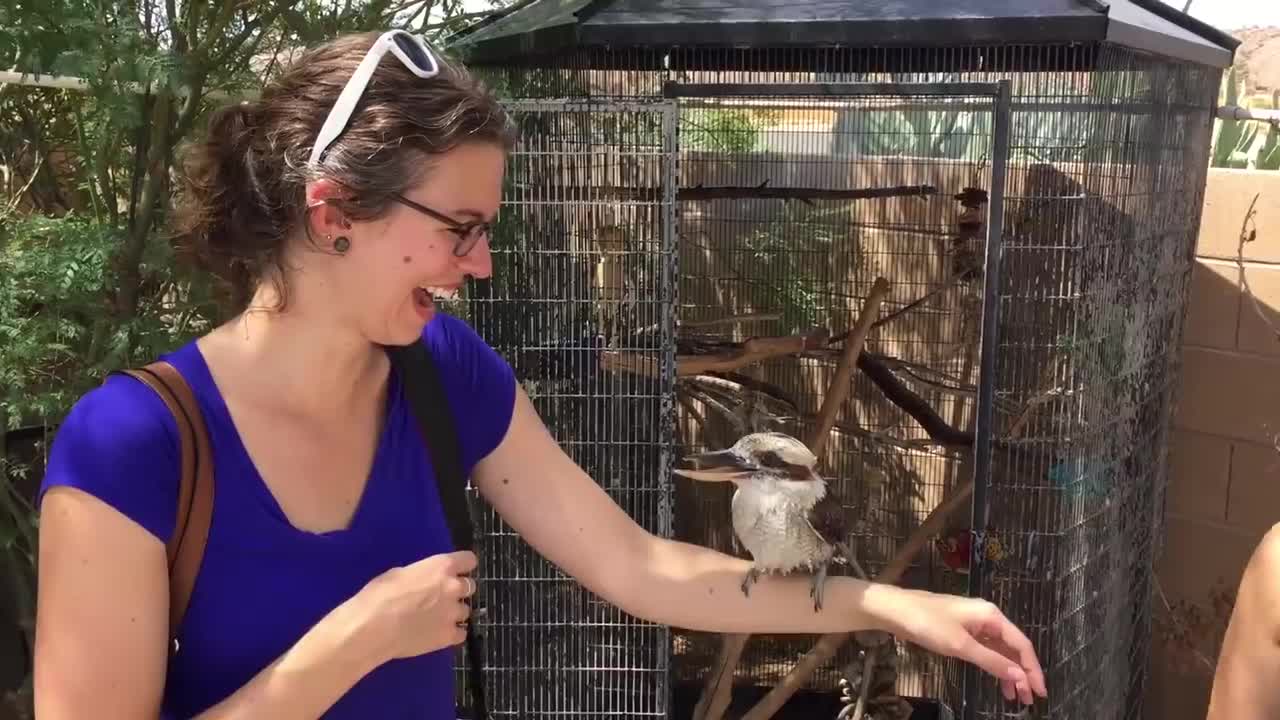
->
<box><xmin>38</xmin><ymin>312</ymin><xmax>517</xmax><ymax>719</ymax></box>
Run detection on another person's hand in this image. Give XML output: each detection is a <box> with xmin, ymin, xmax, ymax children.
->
<box><xmin>887</xmin><ymin>588</ymin><xmax>1048</xmax><ymax>705</ymax></box>
<box><xmin>354</xmin><ymin>550</ymin><xmax>479</xmax><ymax>661</ymax></box>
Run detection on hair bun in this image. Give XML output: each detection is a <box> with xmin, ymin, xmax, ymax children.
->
<box><xmin>170</xmin><ymin>98</ymin><xmax>276</xmax><ymax>305</ymax></box>
<box><xmin>169</xmin><ymin>30</ymin><xmax>514</xmax><ymax>316</ymax></box>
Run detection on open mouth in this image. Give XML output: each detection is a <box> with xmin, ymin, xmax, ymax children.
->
<box><xmin>415</xmin><ymin>285</ymin><xmax>460</xmax><ymax>306</ymax></box>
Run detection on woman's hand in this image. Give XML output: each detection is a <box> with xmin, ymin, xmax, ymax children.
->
<box><xmin>352</xmin><ymin>550</ymin><xmax>479</xmax><ymax>662</ymax></box>
<box><xmin>886</xmin><ymin>588</ymin><xmax>1048</xmax><ymax>705</ymax></box>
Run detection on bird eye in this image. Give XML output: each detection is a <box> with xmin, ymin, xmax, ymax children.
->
<box><xmin>786</xmin><ymin>464</ymin><xmax>811</xmax><ymax>481</ymax></box>
<box><xmin>756</xmin><ymin>451</ymin><xmax>782</xmax><ymax>468</ymax></box>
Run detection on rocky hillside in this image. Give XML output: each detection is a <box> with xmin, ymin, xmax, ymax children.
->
<box><xmin>1231</xmin><ymin>26</ymin><xmax>1280</xmax><ymax>96</ymax></box>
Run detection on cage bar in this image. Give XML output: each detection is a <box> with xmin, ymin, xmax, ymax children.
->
<box><xmin>442</xmin><ymin>3</ymin><xmax>1237</xmax><ymax>719</ymax></box>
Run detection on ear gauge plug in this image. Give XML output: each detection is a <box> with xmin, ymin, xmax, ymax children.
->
<box><xmin>333</xmin><ymin>236</ymin><xmax>351</xmax><ymax>253</ymax></box>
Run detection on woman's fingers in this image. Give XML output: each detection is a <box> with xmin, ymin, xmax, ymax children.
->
<box><xmin>977</xmin><ymin>615</ymin><xmax>1048</xmax><ymax>698</ymax></box>
<box><xmin>447</xmin><ymin>574</ymin><xmax>477</xmax><ymax>601</ymax></box>
<box><xmin>959</xmin><ymin>635</ymin><xmax>1034</xmax><ymax>703</ymax></box>
<box><xmin>904</xmin><ymin>592</ymin><xmax>1048</xmax><ymax>705</ymax></box>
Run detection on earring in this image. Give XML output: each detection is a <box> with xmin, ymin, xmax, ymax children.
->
<box><xmin>333</xmin><ymin>235</ymin><xmax>351</xmax><ymax>254</ymax></box>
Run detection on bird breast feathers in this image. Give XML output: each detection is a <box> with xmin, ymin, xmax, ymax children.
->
<box><xmin>731</xmin><ymin>478</ymin><xmax>837</xmax><ymax>559</ymax></box>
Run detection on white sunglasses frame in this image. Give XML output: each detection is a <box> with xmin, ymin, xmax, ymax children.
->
<box><xmin>307</xmin><ymin>29</ymin><xmax>441</xmax><ymax>167</ymax></box>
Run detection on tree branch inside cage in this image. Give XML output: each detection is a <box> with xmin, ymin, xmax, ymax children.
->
<box><xmin>738</xmin><ymin>474</ymin><xmax>978</xmax><ymax>720</ymax></box>
<box><xmin>510</xmin><ymin>182</ymin><xmax>939</xmax><ymax>203</ymax></box>
<box><xmin>597</xmin><ymin>263</ymin><xmax>985</xmax><ymax>717</ymax></box>
<box><xmin>692</xmin><ymin>277</ymin><xmax>891</xmax><ymax>720</ymax></box>
<box><xmin>602</xmin><ymin>330</ymin><xmax>831</xmax><ymax>377</ymax></box>
<box><xmin>602</xmin><ymin>343</ymin><xmax>974</xmax><ymax>450</ymax></box>
<box><xmin>598</xmin><ymin>269</ymin><xmax>986</xmax><ymax>717</ymax></box>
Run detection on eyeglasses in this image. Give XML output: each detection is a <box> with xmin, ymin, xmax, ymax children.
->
<box><xmin>391</xmin><ymin>194</ymin><xmax>493</xmax><ymax>257</ymax></box>
<box><xmin>308</xmin><ymin>30</ymin><xmax>441</xmax><ymax>167</ymax></box>
<box><xmin>306</xmin><ymin>31</ymin><xmax>490</xmax><ymax>257</ymax></box>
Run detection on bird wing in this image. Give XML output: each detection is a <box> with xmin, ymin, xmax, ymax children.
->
<box><xmin>804</xmin><ymin>490</ymin><xmax>849</xmax><ymax>549</ymax></box>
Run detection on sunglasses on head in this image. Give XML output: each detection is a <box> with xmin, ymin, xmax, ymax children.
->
<box><xmin>308</xmin><ymin>30</ymin><xmax>441</xmax><ymax>167</ymax></box>
<box><xmin>307</xmin><ymin>30</ymin><xmax>491</xmax><ymax>257</ymax></box>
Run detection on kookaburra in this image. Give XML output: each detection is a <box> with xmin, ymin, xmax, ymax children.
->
<box><xmin>674</xmin><ymin>432</ymin><xmax>853</xmax><ymax>612</ymax></box>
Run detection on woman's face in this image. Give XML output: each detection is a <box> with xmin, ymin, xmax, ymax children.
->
<box><xmin>306</xmin><ymin>140</ymin><xmax>505</xmax><ymax>346</ymax></box>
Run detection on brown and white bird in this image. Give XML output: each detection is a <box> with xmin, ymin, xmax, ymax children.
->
<box><xmin>674</xmin><ymin>432</ymin><xmax>852</xmax><ymax>611</ymax></box>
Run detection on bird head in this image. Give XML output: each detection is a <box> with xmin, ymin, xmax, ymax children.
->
<box><xmin>674</xmin><ymin>432</ymin><xmax>820</xmax><ymax>484</ymax></box>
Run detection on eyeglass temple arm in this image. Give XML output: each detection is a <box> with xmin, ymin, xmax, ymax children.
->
<box><xmin>307</xmin><ymin>38</ymin><xmax>394</xmax><ymax>166</ymax></box>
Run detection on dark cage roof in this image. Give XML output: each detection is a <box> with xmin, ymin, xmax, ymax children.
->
<box><xmin>447</xmin><ymin>0</ymin><xmax>1240</xmax><ymax>71</ymax></box>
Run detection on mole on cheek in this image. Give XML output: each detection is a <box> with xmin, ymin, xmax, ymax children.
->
<box><xmin>403</xmin><ymin>256</ymin><xmax>412</xmax><ymax>264</ymax></box>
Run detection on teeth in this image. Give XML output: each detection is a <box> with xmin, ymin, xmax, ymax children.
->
<box><xmin>423</xmin><ymin>286</ymin><xmax>459</xmax><ymax>301</ymax></box>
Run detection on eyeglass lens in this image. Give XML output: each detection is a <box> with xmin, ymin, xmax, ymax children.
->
<box><xmin>393</xmin><ymin>33</ymin><xmax>434</xmax><ymax>72</ymax></box>
<box><xmin>455</xmin><ymin>226</ymin><xmax>487</xmax><ymax>257</ymax></box>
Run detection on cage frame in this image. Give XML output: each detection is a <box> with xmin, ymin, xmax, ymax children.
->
<box><xmin>445</xmin><ymin>4</ymin><xmax>1239</xmax><ymax>718</ymax></box>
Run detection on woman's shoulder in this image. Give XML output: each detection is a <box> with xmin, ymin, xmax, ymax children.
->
<box><xmin>38</xmin><ymin>364</ymin><xmax>186</xmax><ymax>544</ymax></box>
<box><xmin>421</xmin><ymin>310</ymin><xmax>496</xmax><ymax>355</ymax></box>
<box><xmin>1242</xmin><ymin>523</ymin><xmax>1280</xmax><ymax>613</ymax></box>
<box><xmin>417</xmin><ymin>311</ymin><xmax>517</xmax><ymax>469</ymax></box>
<box><xmin>420</xmin><ymin>310</ymin><xmax>511</xmax><ymax>381</ymax></box>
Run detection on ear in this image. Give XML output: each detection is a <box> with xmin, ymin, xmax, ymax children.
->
<box><xmin>304</xmin><ymin>178</ymin><xmax>355</xmax><ymax>240</ymax></box>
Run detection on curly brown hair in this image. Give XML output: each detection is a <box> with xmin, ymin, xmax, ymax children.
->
<box><xmin>170</xmin><ymin>31</ymin><xmax>515</xmax><ymax>313</ymax></box>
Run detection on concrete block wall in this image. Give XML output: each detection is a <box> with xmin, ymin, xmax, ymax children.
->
<box><xmin>1147</xmin><ymin>169</ymin><xmax>1280</xmax><ymax>720</ymax></box>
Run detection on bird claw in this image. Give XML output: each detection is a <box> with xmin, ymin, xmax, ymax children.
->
<box><xmin>811</xmin><ymin>564</ymin><xmax>829</xmax><ymax>611</ymax></box>
<box><xmin>741</xmin><ymin>568</ymin><xmax>761</xmax><ymax>597</ymax></box>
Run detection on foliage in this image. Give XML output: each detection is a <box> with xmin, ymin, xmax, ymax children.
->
<box><xmin>1211</xmin><ymin>67</ymin><xmax>1280</xmax><ymax>171</ymax></box>
<box><xmin>0</xmin><ymin>1</ymin><xmax>513</xmax><ymax>712</ymax></box>
<box><xmin>0</xmin><ymin>214</ymin><xmax>210</xmax><ymax>425</ymax></box>
<box><xmin>1152</xmin><ymin>576</ymin><xmax>1237</xmax><ymax>677</ymax></box>
<box><xmin>729</xmin><ymin>202</ymin><xmax>846</xmax><ymax>333</ymax></box>
<box><xmin>681</xmin><ymin>108</ymin><xmax>767</xmax><ymax>153</ymax></box>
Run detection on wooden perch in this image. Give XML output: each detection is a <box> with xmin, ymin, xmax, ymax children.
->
<box><xmin>678</xmin><ymin>184</ymin><xmax>938</xmax><ymax>202</ymax></box>
<box><xmin>857</xmin><ymin>354</ymin><xmax>974</xmax><ymax>447</ymax></box>
<box><xmin>510</xmin><ymin>183</ymin><xmax>938</xmax><ymax>203</ymax></box>
<box><xmin>738</xmin><ymin>477</ymin><xmax>978</xmax><ymax>720</ymax></box>
<box><xmin>683</xmin><ymin>312</ymin><xmax>781</xmax><ymax>329</ymax></box>
<box><xmin>693</xmin><ymin>278</ymin><xmax>891</xmax><ymax>720</ymax></box>
<box><xmin>602</xmin><ymin>331</ymin><xmax>829</xmax><ymax>378</ymax></box>
<box><xmin>605</xmin><ymin>338</ymin><xmax>972</xmax><ymax>450</ymax></box>
<box><xmin>829</xmin><ymin>268</ymin><xmax>974</xmax><ymax>343</ymax></box>
<box><xmin>809</xmin><ymin>279</ymin><xmax>892</xmax><ymax>456</ymax></box>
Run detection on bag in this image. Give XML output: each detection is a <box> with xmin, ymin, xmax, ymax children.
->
<box><xmin>114</xmin><ymin>342</ymin><xmax>488</xmax><ymax>719</ymax></box>
<box><xmin>111</xmin><ymin>362</ymin><xmax>214</xmax><ymax>656</ymax></box>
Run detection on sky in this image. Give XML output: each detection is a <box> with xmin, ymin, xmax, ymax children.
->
<box><xmin>1164</xmin><ymin>0</ymin><xmax>1280</xmax><ymax>31</ymax></box>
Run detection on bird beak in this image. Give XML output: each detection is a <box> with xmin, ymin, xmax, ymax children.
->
<box><xmin>673</xmin><ymin>449</ymin><xmax>757</xmax><ymax>482</ymax></box>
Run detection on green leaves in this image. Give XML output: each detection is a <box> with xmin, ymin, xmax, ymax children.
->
<box><xmin>0</xmin><ymin>215</ymin><xmax>114</xmax><ymax>424</ymax></box>
<box><xmin>1</xmin><ymin>7</ymin><xmax>521</xmax><ymax>709</ymax></box>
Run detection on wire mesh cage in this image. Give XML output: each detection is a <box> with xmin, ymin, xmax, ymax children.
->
<box><xmin>448</xmin><ymin>99</ymin><xmax>680</xmax><ymax>719</ymax></box>
<box><xmin>443</xmin><ymin>4</ymin><xmax>1233</xmax><ymax>719</ymax></box>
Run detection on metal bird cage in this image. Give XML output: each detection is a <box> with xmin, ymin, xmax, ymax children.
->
<box><xmin>441</xmin><ymin>2</ymin><xmax>1239</xmax><ymax>719</ymax></box>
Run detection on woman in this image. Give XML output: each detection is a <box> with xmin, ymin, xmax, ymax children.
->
<box><xmin>1206</xmin><ymin>522</ymin><xmax>1280</xmax><ymax>720</ymax></box>
<box><xmin>33</xmin><ymin>30</ymin><xmax>1048</xmax><ymax>719</ymax></box>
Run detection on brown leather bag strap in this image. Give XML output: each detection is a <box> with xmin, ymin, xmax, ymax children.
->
<box><xmin>113</xmin><ymin>361</ymin><xmax>214</xmax><ymax>652</ymax></box>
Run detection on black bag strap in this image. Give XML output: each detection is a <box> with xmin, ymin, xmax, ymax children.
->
<box><xmin>385</xmin><ymin>341</ymin><xmax>488</xmax><ymax>720</ymax></box>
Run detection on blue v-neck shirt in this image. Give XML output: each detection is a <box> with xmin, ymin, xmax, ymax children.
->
<box><xmin>39</xmin><ymin>312</ymin><xmax>517</xmax><ymax>719</ymax></box>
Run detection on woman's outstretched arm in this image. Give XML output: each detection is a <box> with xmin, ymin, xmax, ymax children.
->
<box><xmin>473</xmin><ymin>387</ymin><xmax>1048</xmax><ymax>705</ymax></box>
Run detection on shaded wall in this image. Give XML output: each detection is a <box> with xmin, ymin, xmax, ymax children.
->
<box><xmin>1147</xmin><ymin>168</ymin><xmax>1280</xmax><ymax>720</ymax></box>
